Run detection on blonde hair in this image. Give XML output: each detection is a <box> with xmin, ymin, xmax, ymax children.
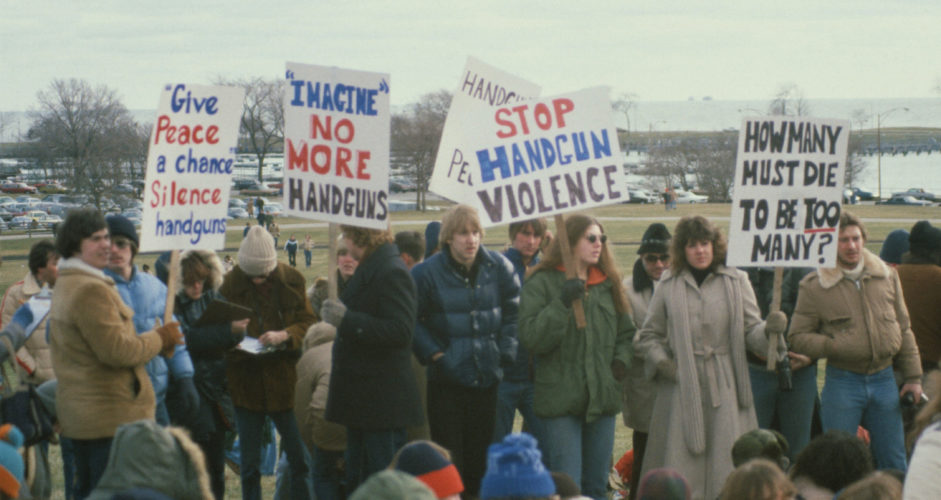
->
<box><xmin>440</xmin><ymin>205</ymin><xmax>483</xmax><ymax>247</ymax></box>
<box><xmin>720</xmin><ymin>458</ymin><xmax>796</xmax><ymax>500</ymax></box>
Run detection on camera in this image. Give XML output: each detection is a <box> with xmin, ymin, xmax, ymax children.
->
<box><xmin>776</xmin><ymin>355</ymin><xmax>793</xmax><ymax>392</ymax></box>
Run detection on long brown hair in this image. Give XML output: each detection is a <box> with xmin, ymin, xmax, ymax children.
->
<box><xmin>529</xmin><ymin>214</ymin><xmax>629</xmax><ymax>314</ymax></box>
<box><xmin>671</xmin><ymin>215</ymin><xmax>728</xmax><ymax>274</ymax></box>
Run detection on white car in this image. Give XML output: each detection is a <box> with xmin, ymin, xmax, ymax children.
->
<box><xmin>675</xmin><ymin>190</ymin><xmax>708</xmax><ymax>204</ymax></box>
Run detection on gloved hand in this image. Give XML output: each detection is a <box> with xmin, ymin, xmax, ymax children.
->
<box><xmin>174</xmin><ymin>377</ymin><xmax>201</xmax><ymax>425</ymax></box>
<box><xmin>656</xmin><ymin>358</ymin><xmax>677</xmax><ymax>382</ymax></box>
<box><xmin>611</xmin><ymin>359</ymin><xmax>628</xmax><ymax>381</ymax></box>
<box><xmin>321</xmin><ymin>299</ymin><xmax>347</xmax><ymax>328</ymax></box>
<box><xmin>765</xmin><ymin>311</ymin><xmax>788</xmax><ymax>338</ymax></box>
<box><xmin>155</xmin><ymin>321</ymin><xmax>184</xmax><ymax>358</ymax></box>
<box><xmin>559</xmin><ymin>278</ymin><xmax>586</xmax><ymax>308</ymax></box>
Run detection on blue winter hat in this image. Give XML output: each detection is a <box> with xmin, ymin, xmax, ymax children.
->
<box><xmin>480</xmin><ymin>433</ymin><xmax>554</xmax><ymax>499</ymax></box>
<box><xmin>424</xmin><ymin>221</ymin><xmax>441</xmax><ymax>259</ymax></box>
<box><xmin>879</xmin><ymin>229</ymin><xmax>909</xmax><ymax>265</ymax></box>
<box><xmin>106</xmin><ymin>214</ymin><xmax>139</xmax><ymax>248</ymax></box>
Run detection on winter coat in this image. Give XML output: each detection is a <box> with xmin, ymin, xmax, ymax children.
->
<box><xmin>87</xmin><ymin>420</ymin><xmax>213</xmax><ymax>500</ymax></box>
<box><xmin>175</xmin><ymin>288</ymin><xmax>242</xmax><ymax>440</ymax></box>
<box><xmin>49</xmin><ymin>258</ymin><xmax>163</xmax><ymax>440</ymax></box>
<box><xmin>295</xmin><ymin>323</ymin><xmax>347</xmax><ymax>451</ymax></box>
<box><xmin>519</xmin><ymin>267</ymin><xmax>634</xmax><ymax>422</ymax></box>
<box><xmin>905</xmin><ymin>420</ymin><xmax>941</xmax><ymax>500</ymax></box>
<box><xmin>788</xmin><ymin>248</ymin><xmax>922</xmax><ymax>383</ymax></box>
<box><xmin>285</xmin><ymin>238</ymin><xmax>298</xmax><ymax>255</ymax></box>
<box><xmin>501</xmin><ymin>247</ymin><xmax>538</xmax><ymax>382</ymax></box>
<box><xmin>621</xmin><ymin>259</ymin><xmax>657</xmax><ymax>432</ymax></box>
<box><xmin>220</xmin><ymin>262</ymin><xmax>315</xmax><ymax>412</ymax></box>
<box><xmin>327</xmin><ymin>242</ymin><xmax>424</xmax><ymax>429</ymax></box>
<box><xmin>106</xmin><ymin>266</ymin><xmax>195</xmax><ymax>409</ymax></box>
<box><xmin>896</xmin><ymin>259</ymin><xmax>941</xmax><ymax>365</ymax></box>
<box><xmin>634</xmin><ymin>265</ymin><xmax>770</xmax><ymax>500</ymax></box>
<box><xmin>412</xmin><ymin>246</ymin><xmax>520</xmax><ymax>389</ymax></box>
<box><xmin>0</xmin><ymin>272</ymin><xmax>54</xmax><ymax>384</ymax></box>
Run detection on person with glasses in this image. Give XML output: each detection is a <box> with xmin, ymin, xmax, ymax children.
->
<box><xmin>519</xmin><ymin>214</ymin><xmax>635</xmax><ymax>499</ymax></box>
<box><xmin>634</xmin><ymin>216</ymin><xmax>786</xmax><ymax>500</ymax></box>
<box><xmin>103</xmin><ymin>215</ymin><xmax>198</xmax><ymax>428</ymax></box>
<box><xmin>220</xmin><ymin>225</ymin><xmax>315</xmax><ymax>500</ymax></box>
<box><xmin>621</xmin><ymin>222</ymin><xmax>671</xmax><ymax>500</ymax></box>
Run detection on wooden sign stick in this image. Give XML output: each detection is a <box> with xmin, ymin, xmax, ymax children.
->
<box><xmin>163</xmin><ymin>250</ymin><xmax>180</xmax><ymax>325</ymax></box>
<box><xmin>328</xmin><ymin>223</ymin><xmax>339</xmax><ymax>300</ymax></box>
<box><xmin>766</xmin><ymin>267</ymin><xmax>784</xmax><ymax>370</ymax></box>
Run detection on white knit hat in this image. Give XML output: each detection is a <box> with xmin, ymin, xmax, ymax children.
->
<box><xmin>238</xmin><ymin>226</ymin><xmax>278</xmax><ymax>277</ymax></box>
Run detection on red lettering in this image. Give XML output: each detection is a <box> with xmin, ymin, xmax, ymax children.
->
<box><xmin>552</xmin><ymin>98</ymin><xmax>574</xmax><ymax>128</ymax></box>
<box><xmin>287</xmin><ymin>139</ymin><xmax>308</xmax><ymax>171</ymax></box>
<box><xmin>336</xmin><ymin>147</ymin><xmax>353</xmax><ymax>178</ymax></box>
<box><xmin>495</xmin><ymin>108</ymin><xmax>516</xmax><ymax>139</ymax></box>
<box><xmin>311</xmin><ymin>144</ymin><xmax>331</xmax><ymax>174</ymax></box>
<box><xmin>356</xmin><ymin>151</ymin><xmax>371</xmax><ymax>180</ymax></box>
<box><xmin>152</xmin><ymin>115</ymin><xmax>219</xmax><ymax>145</ymax></box>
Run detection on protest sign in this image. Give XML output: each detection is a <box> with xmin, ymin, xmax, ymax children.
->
<box><xmin>728</xmin><ymin>117</ymin><xmax>850</xmax><ymax>268</ymax></box>
<box><xmin>445</xmin><ymin>86</ymin><xmax>626</xmax><ymax>227</ymax></box>
<box><xmin>428</xmin><ymin>57</ymin><xmax>541</xmax><ymax>203</ymax></box>
<box><xmin>283</xmin><ymin>62</ymin><xmax>390</xmax><ymax>229</ymax></box>
<box><xmin>140</xmin><ymin>83</ymin><xmax>244</xmax><ymax>252</ymax></box>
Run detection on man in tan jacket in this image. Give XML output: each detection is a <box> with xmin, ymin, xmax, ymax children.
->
<box><xmin>789</xmin><ymin>211</ymin><xmax>922</xmax><ymax>471</ymax></box>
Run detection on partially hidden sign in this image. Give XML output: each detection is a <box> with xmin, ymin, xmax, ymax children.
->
<box><xmin>428</xmin><ymin>57</ymin><xmax>540</xmax><ymax>204</ymax></box>
<box><xmin>140</xmin><ymin>83</ymin><xmax>244</xmax><ymax>252</ymax></box>
<box><xmin>728</xmin><ymin>117</ymin><xmax>850</xmax><ymax>268</ymax></box>
<box><xmin>445</xmin><ymin>86</ymin><xmax>626</xmax><ymax>227</ymax></box>
<box><xmin>283</xmin><ymin>62</ymin><xmax>390</xmax><ymax>229</ymax></box>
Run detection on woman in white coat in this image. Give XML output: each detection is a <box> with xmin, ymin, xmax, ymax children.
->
<box><xmin>634</xmin><ymin>215</ymin><xmax>785</xmax><ymax>500</ymax></box>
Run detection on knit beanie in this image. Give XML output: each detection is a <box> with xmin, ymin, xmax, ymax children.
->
<box><xmin>106</xmin><ymin>214</ymin><xmax>140</xmax><ymax>248</ymax></box>
<box><xmin>638</xmin><ymin>223</ymin><xmax>671</xmax><ymax>255</ymax></box>
<box><xmin>480</xmin><ymin>433</ymin><xmax>554</xmax><ymax>499</ymax></box>
<box><xmin>909</xmin><ymin>220</ymin><xmax>941</xmax><ymax>256</ymax></box>
<box><xmin>637</xmin><ymin>468</ymin><xmax>690</xmax><ymax>500</ymax></box>
<box><xmin>0</xmin><ymin>424</ymin><xmax>24</xmax><ymax>499</ymax></box>
<box><xmin>879</xmin><ymin>229</ymin><xmax>910</xmax><ymax>264</ymax></box>
<box><xmin>731</xmin><ymin>429</ymin><xmax>790</xmax><ymax>469</ymax></box>
<box><xmin>394</xmin><ymin>441</ymin><xmax>464</xmax><ymax>499</ymax></box>
<box><xmin>238</xmin><ymin>226</ymin><xmax>278</xmax><ymax>277</ymax></box>
<box><xmin>424</xmin><ymin>221</ymin><xmax>441</xmax><ymax>259</ymax></box>
<box><xmin>349</xmin><ymin>470</ymin><xmax>437</xmax><ymax>500</ymax></box>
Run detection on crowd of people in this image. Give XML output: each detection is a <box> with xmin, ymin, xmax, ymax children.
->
<box><xmin>0</xmin><ymin>205</ymin><xmax>939</xmax><ymax>500</ymax></box>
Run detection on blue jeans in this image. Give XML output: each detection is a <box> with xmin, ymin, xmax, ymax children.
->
<box><xmin>748</xmin><ymin>363</ymin><xmax>818</xmax><ymax>460</ymax></box>
<box><xmin>304</xmin><ymin>250</ymin><xmax>312</xmax><ymax>267</ymax></box>
<box><xmin>71</xmin><ymin>437</ymin><xmax>113</xmax><ymax>499</ymax></box>
<box><xmin>272</xmin><ymin>448</ymin><xmax>313</xmax><ymax>500</ymax></box>
<box><xmin>235</xmin><ymin>408</ymin><xmax>311</xmax><ymax>500</ymax></box>
<box><xmin>493</xmin><ymin>380</ymin><xmax>548</xmax><ymax>455</ymax></box>
<box><xmin>821</xmin><ymin>365</ymin><xmax>907</xmax><ymax>470</ymax></box>
<box><xmin>313</xmin><ymin>446</ymin><xmax>345</xmax><ymax>500</ymax></box>
<box><xmin>345</xmin><ymin>427</ymin><xmax>406</xmax><ymax>493</ymax></box>
<box><xmin>542</xmin><ymin>414</ymin><xmax>615</xmax><ymax>500</ymax></box>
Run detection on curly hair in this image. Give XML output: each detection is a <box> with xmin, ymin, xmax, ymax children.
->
<box><xmin>670</xmin><ymin>215</ymin><xmax>727</xmax><ymax>274</ymax></box>
<box><xmin>529</xmin><ymin>213</ymin><xmax>629</xmax><ymax>314</ymax></box>
<box><xmin>790</xmin><ymin>430</ymin><xmax>873</xmax><ymax>493</ymax></box>
<box><xmin>340</xmin><ymin>225</ymin><xmax>393</xmax><ymax>260</ymax></box>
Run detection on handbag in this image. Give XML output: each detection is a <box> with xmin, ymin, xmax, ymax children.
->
<box><xmin>0</xmin><ymin>337</ymin><xmax>54</xmax><ymax>447</ymax></box>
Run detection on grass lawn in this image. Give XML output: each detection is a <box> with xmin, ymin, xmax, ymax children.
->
<box><xmin>3</xmin><ymin>201</ymin><xmax>935</xmax><ymax>498</ymax></box>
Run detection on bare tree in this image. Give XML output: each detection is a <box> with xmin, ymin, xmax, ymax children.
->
<box><xmin>645</xmin><ymin>134</ymin><xmax>736</xmax><ymax>202</ymax></box>
<box><xmin>844</xmin><ymin>108</ymin><xmax>871</xmax><ymax>187</ymax></box>
<box><xmin>612</xmin><ymin>92</ymin><xmax>638</xmax><ymax>133</ymax></box>
<box><xmin>217</xmin><ymin>76</ymin><xmax>284</xmax><ymax>182</ymax></box>
<box><xmin>768</xmin><ymin>83</ymin><xmax>811</xmax><ymax>116</ymax></box>
<box><xmin>26</xmin><ymin>78</ymin><xmax>140</xmax><ymax>209</ymax></box>
<box><xmin>391</xmin><ymin>90</ymin><xmax>451</xmax><ymax>211</ymax></box>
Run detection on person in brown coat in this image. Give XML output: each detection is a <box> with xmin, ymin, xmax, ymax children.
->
<box><xmin>896</xmin><ymin>220</ymin><xmax>941</xmax><ymax>383</ymax></box>
<box><xmin>220</xmin><ymin>225</ymin><xmax>315</xmax><ymax>500</ymax></box>
<box><xmin>48</xmin><ymin>208</ymin><xmax>182</xmax><ymax>498</ymax></box>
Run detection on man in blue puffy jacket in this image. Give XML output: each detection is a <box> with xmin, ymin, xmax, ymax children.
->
<box><xmin>411</xmin><ymin>204</ymin><xmax>520</xmax><ymax>498</ymax></box>
<box><xmin>103</xmin><ymin>215</ymin><xmax>198</xmax><ymax>426</ymax></box>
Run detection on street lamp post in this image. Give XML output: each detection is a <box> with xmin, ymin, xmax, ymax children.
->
<box><xmin>875</xmin><ymin>107</ymin><xmax>909</xmax><ymax>201</ymax></box>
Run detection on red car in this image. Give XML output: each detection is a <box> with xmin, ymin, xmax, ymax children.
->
<box><xmin>0</xmin><ymin>182</ymin><xmax>38</xmax><ymax>194</ymax></box>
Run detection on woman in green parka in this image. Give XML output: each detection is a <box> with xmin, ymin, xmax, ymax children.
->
<box><xmin>519</xmin><ymin>214</ymin><xmax>635</xmax><ymax>500</ymax></box>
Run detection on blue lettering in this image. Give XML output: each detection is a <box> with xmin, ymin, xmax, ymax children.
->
<box><xmin>477</xmin><ymin>146</ymin><xmax>511</xmax><ymax>183</ymax></box>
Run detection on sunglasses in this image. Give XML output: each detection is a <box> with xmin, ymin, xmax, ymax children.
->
<box><xmin>643</xmin><ymin>254</ymin><xmax>670</xmax><ymax>263</ymax></box>
<box><xmin>586</xmin><ymin>234</ymin><xmax>607</xmax><ymax>244</ymax></box>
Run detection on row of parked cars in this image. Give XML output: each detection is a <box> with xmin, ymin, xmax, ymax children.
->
<box><xmin>0</xmin><ymin>193</ymin><xmax>145</xmax><ymax>231</ymax></box>
<box><xmin>625</xmin><ymin>187</ymin><xmax>709</xmax><ymax>204</ymax></box>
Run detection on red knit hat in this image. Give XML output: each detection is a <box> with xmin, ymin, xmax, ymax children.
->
<box><xmin>394</xmin><ymin>441</ymin><xmax>464</xmax><ymax>499</ymax></box>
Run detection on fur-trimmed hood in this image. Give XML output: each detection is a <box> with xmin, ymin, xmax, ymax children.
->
<box><xmin>815</xmin><ymin>248</ymin><xmax>889</xmax><ymax>289</ymax></box>
<box><xmin>175</xmin><ymin>249</ymin><xmax>225</xmax><ymax>293</ymax></box>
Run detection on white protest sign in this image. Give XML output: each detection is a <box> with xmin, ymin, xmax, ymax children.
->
<box><xmin>140</xmin><ymin>83</ymin><xmax>244</xmax><ymax>252</ymax></box>
<box><xmin>428</xmin><ymin>56</ymin><xmax>541</xmax><ymax>204</ymax></box>
<box><xmin>283</xmin><ymin>62</ymin><xmax>390</xmax><ymax>229</ymax></box>
<box><xmin>728</xmin><ymin>117</ymin><xmax>850</xmax><ymax>268</ymax></box>
<box><xmin>454</xmin><ymin>87</ymin><xmax>626</xmax><ymax>227</ymax></box>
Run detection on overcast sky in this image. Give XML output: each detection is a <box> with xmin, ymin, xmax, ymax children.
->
<box><xmin>2</xmin><ymin>0</ymin><xmax>939</xmax><ymax>112</ymax></box>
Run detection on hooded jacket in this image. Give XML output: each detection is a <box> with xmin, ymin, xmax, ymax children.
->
<box><xmin>295</xmin><ymin>322</ymin><xmax>346</xmax><ymax>451</ymax></box>
<box><xmin>0</xmin><ymin>272</ymin><xmax>54</xmax><ymax>384</ymax></box>
<box><xmin>788</xmin><ymin>248</ymin><xmax>922</xmax><ymax>382</ymax></box>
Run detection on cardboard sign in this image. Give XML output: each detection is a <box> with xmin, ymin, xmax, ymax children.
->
<box><xmin>442</xmin><ymin>86</ymin><xmax>626</xmax><ymax>227</ymax></box>
<box><xmin>428</xmin><ymin>57</ymin><xmax>541</xmax><ymax>203</ymax></box>
<box><xmin>283</xmin><ymin>62</ymin><xmax>390</xmax><ymax>229</ymax></box>
<box><xmin>728</xmin><ymin>117</ymin><xmax>850</xmax><ymax>267</ymax></box>
<box><xmin>140</xmin><ymin>83</ymin><xmax>244</xmax><ymax>251</ymax></box>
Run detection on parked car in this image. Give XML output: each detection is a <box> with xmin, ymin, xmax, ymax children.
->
<box><xmin>0</xmin><ymin>182</ymin><xmax>37</xmax><ymax>194</ymax></box>
<box><xmin>240</xmin><ymin>181</ymin><xmax>280</xmax><ymax>196</ymax></box>
<box><xmin>36</xmin><ymin>181</ymin><xmax>68</xmax><ymax>194</ymax></box>
<box><xmin>227</xmin><ymin>207</ymin><xmax>250</xmax><ymax>219</ymax></box>
<box><xmin>626</xmin><ymin>188</ymin><xmax>659</xmax><ymax>204</ymax></box>
<box><xmin>229</xmin><ymin>198</ymin><xmax>247</xmax><ymax>208</ymax></box>
<box><xmin>36</xmin><ymin>213</ymin><xmax>62</xmax><ymax>229</ymax></box>
<box><xmin>261</xmin><ymin>203</ymin><xmax>283</xmax><ymax>217</ymax></box>
<box><xmin>851</xmin><ymin>187</ymin><xmax>874</xmax><ymax>201</ymax></box>
<box><xmin>877</xmin><ymin>195</ymin><xmax>933</xmax><ymax>206</ymax></box>
<box><xmin>232</xmin><ymin>178</ymin><xmax>259</xmax><ymax>190</ymax></box>
<box><xmin>15</xmin><ymin>196</ymin><xmax>40</xmax><ymax>205</ymax></box>
<box><xmin>892</xmin><ymin>188</ymin><xmax>935</xmax><ymax>202</ymax></box>
<box><xmin>0</xmin><ymin>207</ymin><xmax>13</xmax><ymax>222</ymax></box>
<box><xmin>0</xmin><ymin>219</ymin><xmax>8</xmax><ymax>232</ymax></box>
<box><xmin>9</xmin><ymin>216</ymin><xmax>33</xmax><ymax>230</ymax></box>
<box><xmin>675</xmin><ymin>190</ymin><xmax>709</xmax><ymax>203</ymax></box>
